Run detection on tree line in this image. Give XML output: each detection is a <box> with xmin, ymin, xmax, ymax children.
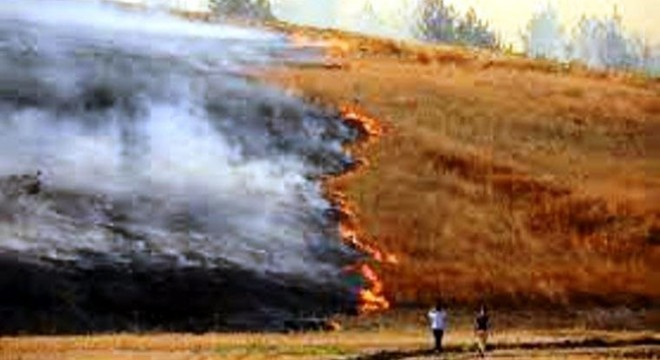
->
<box><xmin>210</xmin><ymin>0</ymin><xmax>658</xmax><ymax>75</ymax></box>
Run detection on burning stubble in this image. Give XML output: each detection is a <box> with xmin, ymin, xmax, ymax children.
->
<box><xmin>0</xmin><ymin>0</ymin><xmax>372</xmax><ymax>332</ymax></box>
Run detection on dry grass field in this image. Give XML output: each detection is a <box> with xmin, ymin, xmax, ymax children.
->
<box><xmin>264</xmin><ymin>23</ymin><xmax>660</xmax><ymax>308</ymax></box>
<box><xmin>1</xmin><ymin>320</ymin><xmax>658</xmax><ymax>360</ymax></box>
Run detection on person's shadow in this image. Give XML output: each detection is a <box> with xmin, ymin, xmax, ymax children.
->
<box><xmin>344</xmin><ymin>345</ymin><xmax>474</xmax><ymax>360</ymax></box>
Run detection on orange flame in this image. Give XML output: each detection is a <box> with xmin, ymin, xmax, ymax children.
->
<box><xmin>357</xmin><ymin>264</ymin><xmax>390</xmax><ymax>313</ymax></box>
<box><xmin>289</xmin><ymin>32</ymin><xmax>321</xmax><ymax>49</ymax></box>
<box><xmin>288</xmin><ymin>33</ymin><xmax>352</xmax><ymax>60</ymax></box>
<box><xmin>326</xmin><ymin>105</ymin><xmax>397</xmax><ymax>314</ymax></box>
<box><xmin>339</xmin><ymin>220</ymin><xmax>398</xmax><ymax>266</ymax></box>
<box><xmin>280</xmin><ymin>31</ymin><xmax>395</xmax><ymax>314</ymax></box>
<box><xmin>340</xmin><ymin>105</ymin><xmax>383</xmax><ymax>139</ymax></box>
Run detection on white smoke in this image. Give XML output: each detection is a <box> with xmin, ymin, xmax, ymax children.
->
<box><xmin>271</xmin><ymin>0</ymin><xmax>416</xmax><ymax>40</ymax></box>
<box><xmin>0</xmin><ymin>0</ymin><xmax>355</xmax><ymax>282</ymax></box>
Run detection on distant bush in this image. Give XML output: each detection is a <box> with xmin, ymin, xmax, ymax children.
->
<box><xmin>414</xmin><ymin>0</ymin><xmax>498</xmax><ymax>49</ymax></box>
<box><xmin>523</xmin><ymin>6</ymin><xmax>570</xmax><ymax>61</ymax></box>
<box><xmin>571</xmin><ymin>15</ymin><xmax>644</xmax><ymax>69</ymax></box>
<box><xmin>210</xmin><ymin>0</ymin><xmax>274</xmax><ymax>20</ymax></box>
<box><xmin>524</xmin><ymin>6</ymin><xmax>659</xmax><ymax>75</ymax></box>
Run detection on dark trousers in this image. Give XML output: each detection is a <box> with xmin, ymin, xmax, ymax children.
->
<box><xmin>432</xmin><ymin>329</ymin><xmax>444</xmax><ymax>351</ymax></box>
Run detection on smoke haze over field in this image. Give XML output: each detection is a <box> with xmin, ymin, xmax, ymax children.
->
<box><xmin>270</xmin><ymin>0</ymin><xmax>660</xmax><ymax>47</ymax></box>
<box><xmin>104</xmin><ymin>1</ymin><xmax>660</xmax><ymax>51</ymax></box>
<box><xmin>92</xmin><ymin>1</ymin><xmax>659</xmax><ymax>73</ymax></box>
<box><xmin>0</xmin><ymin>0</ymin><xmax>360</xmax><ymax>332</ymax></box>
<box><xmin>270</xmin><ymin>0</ymin><xmax>659</xmax><ymax>73</ymax></box>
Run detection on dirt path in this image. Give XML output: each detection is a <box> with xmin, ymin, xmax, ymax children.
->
<box><xmin>346</xmin><ymin>336</ymin><xmax>660</xmax><ymax>359</ymax></box>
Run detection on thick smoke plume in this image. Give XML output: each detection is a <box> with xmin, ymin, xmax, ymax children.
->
<box><xmin>0</xmin><ymin>0</ymin><xmax>360</xmax><ymax>333</ymax></box>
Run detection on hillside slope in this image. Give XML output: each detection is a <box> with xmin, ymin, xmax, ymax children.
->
<box><xmin>266</xmin><ymin>26</ymin><xmax>660</xmax><ymax>308</ymax></box>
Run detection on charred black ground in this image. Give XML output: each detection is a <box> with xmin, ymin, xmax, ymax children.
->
<box><xmin>0</xmin><ymin>252</ymin><xmax>357</xmax><ymax>334</ymax></box>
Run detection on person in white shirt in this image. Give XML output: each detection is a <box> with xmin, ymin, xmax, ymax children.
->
<box><xmin>428</xmin><ymin>301</ymin><xmax>447</xmax><ymax>352</ymax></box>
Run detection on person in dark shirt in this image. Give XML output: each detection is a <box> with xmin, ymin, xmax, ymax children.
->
<box><xmin>474</xmin><ymin>305</ymin><xmax>490</xmax><ymax>357</ymax></box>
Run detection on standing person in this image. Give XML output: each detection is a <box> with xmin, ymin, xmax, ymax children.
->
<box><xmin>428</xmin><ymin>301</ymin><xmax>447</xmax><ymax>352</ymax></box>
<box><xmin>475</xmin><ymin>305</ymin><xmax>490</xmax><ymax>357</ymax></box>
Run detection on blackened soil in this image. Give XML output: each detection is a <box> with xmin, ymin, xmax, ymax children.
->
<box><xmin>0</xmin><ymin>254</ymin><xmax>355</xmax><ymax>335</ymax></box>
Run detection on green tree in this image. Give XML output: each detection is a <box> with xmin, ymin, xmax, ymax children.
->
<box><xmin>415</xmin><ymin>0</ymin><xmax>458</xmax><ymax>43</ymax></box>
<box><xmin>415</xmin><ymin>0</ymin><xmax>498</xmax><ymax>49</ymax></box>
<box><xmin>456</xmin><ymin>8</ymin><xmax>498</xmax><ymax>48</ymax></box>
